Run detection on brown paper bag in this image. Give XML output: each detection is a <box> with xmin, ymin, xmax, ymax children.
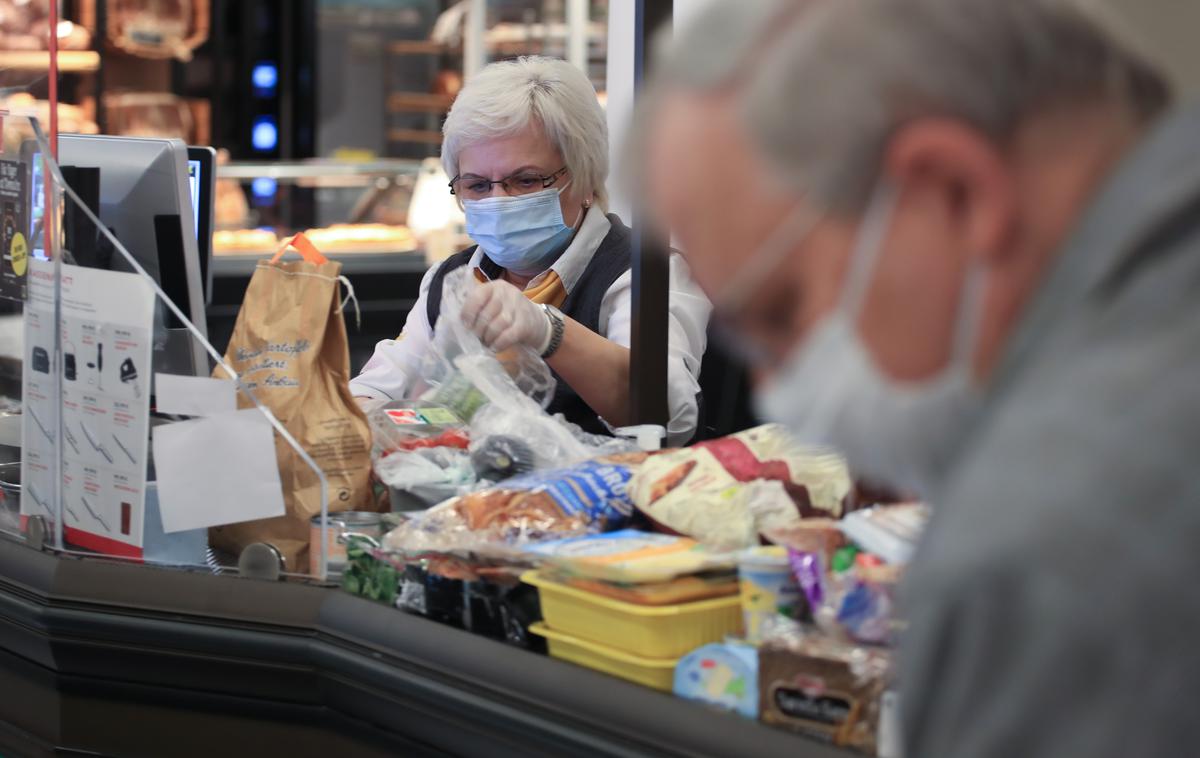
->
<box><xmin>210</xmin><ymin>234</ymin><xmax>374</xmax><ymax>571</ymax></box>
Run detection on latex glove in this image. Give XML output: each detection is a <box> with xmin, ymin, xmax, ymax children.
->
<box><xmin>460</xmin><ymin>280</ymin><xmax>551</xmax><ymax>354</ymax></box>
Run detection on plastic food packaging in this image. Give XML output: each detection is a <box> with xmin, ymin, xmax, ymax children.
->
<box><xmin>383</xmin><ymin>454</ymin><xmax>649</xmax><ymax>554</ymax></box>
<box><xmin>758</xmin><ymin>631</ymin><xmax>893</xmax><ymax>755</ymax></box>
<box><xmin>529</xmin><ymin>529</ymin><xmax>737</xmax><ymax>584</ymax></box>
<box><xmin>838</xmin><ymin>503</ymin><xmax>929</xmax><ymax>565</ymax></box>
<box><xmin>524</xmin><ymin>570</ymin><xmax>743</xmax><ymax>659</ymax></box>
<box><xmin>630</xmin><ymin>425</ymin><xmax>853</xmax><ymax>550</ymax></box>
<box><xmin>368</xmin><ymin>400</ymin><xmax>468</xmax><ymax>454</ymax></box>
<box><xmin>529</xmin><ymin>622</ymin><xmax>679</xmax><ymax>691</ymax></box>
<box><xmin>738</xmin><ymin>546</ymin><xmax>804</xmax><ymax>644</ymax></box>
<box><xmin>530</xmin><ymin>529</ymin><xmax>738</xmax><ymax>606</ymax></box>
<box><xmin>674</xmin><ymin>642</ymin><xmax>760</xmax><ymax>719</ymax></box>
<box><xmin>374</xmin><ymin>446</ymin><xmax>477</xmax><ymax>512</ymax></box>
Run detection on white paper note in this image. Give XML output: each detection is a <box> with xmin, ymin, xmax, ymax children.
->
<box><xmin>152</xmin><ymin>409</ymin><xmax>285</xmax><ymax>534</ymax></box>
<box><xmin>155</xmin><ymin>373</ymin><xmax>237</xmax><ymax>417</ymax></box>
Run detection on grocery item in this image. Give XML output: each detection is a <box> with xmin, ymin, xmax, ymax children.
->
<box><xmin>674</xmin><ymin>642</ymin><xmax>760</xmax><ymax>719</ymax></box>
<box><xmin>529</xmin><ymin>529</ymin><xmax>736</xmax><ymax>584</ymax></box>
<box><xmin>630</xmin><ymin>424</ymin><xmax>853</xmax><ymax>550</ymax></box>
<box><xmin>764</xmin><ymin>519</ymin><xmax>848</xmax><ymax>565</ymax></box>
<box><xmin>309</xmin><ymin>512</ymin><xmax>384</xmax><ymax>577</ymax></box>
<box><xmin>758</xmin><ymin>634</ymin><xmax>892</xmax><ymax>754</ymax></box>
<box><xmin>739</xmin><ymin>546</ymin><xmax>804</xmax><ymax>644</ymax></box>
<box><xmin>209</xmin><ymin>234</ymin><xmax>375</xmax><ymax>570</ymax></box>
<box><xmin>529</xmin><ymin>622</ymin><xmax>679</xmax><ymax>691</ymax></box>
<box><xmin>374</xmin><ymin>446</ymin><xmax>475</xmax><ymax>512</ymax></box>
<box><xmin>368</xmin><ymin>400</ymin><xmax>467</xmax><ymax>455</ymax></box>
<box><xmin>470</xmin><ymin>435</ymin><xmax>536</xmax><ymax>482</ymax></box>
<box><xmin>838</xmin><ymin>503</ymin><xmax>929</xmax><ymax>565</ymax></box>
<box><xmin>555</xmin><ymin>573</ymin><xmax>738</xmax><ymax>607</ymax></box>
<box><xmin>524</xmin><ymin>570</ymin><xmax>742</xmax><ymax>659</ymax></box>
<box><xmin>213</xmin><ymin>228</ymin><xmax>280</xmax><ymax>255</ymax></box>
<box><xmin>385</xmin><ymin>455</ymin><xmax>647</xmax><ymax>554</ymax></box>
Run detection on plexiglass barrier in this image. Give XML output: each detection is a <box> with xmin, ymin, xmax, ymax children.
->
<box><xmin>0</xmin><ymin>115</ymin><xmax>347</xmax><ymax>583</ymax></box>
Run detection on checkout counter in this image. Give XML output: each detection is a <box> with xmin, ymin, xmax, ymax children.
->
<box><xmin>0</xmin><ymin>535</ymin><xmax>845</xmax><ymax>757</ymax></box>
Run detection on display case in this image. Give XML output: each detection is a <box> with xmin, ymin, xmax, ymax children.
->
<box><xmin>206</xmin><ymin>158</ymin><xmax>467</xmax><ymax>370</ymax></box>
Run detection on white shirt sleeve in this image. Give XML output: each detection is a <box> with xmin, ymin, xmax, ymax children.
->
<box><xmin>599</xmin><ymin>254</ymin><xmax>712</xmax><ymax>446</ymax></box>
<box><xmin>348</xmin><ymin>264</ymin><xmax>439</xmax><ymax>401</ymax></box>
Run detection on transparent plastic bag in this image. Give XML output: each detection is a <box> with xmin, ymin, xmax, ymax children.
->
<box><xmin>416</xmin><ymin>267</ymin><xmax>555</xmax><ymax>413</ymax></box>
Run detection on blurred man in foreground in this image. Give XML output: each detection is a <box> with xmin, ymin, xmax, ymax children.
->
<box><xmin>644</xmin><ymin>0</ymin><xmax>1200</xmax><ymax>755</ymax></box>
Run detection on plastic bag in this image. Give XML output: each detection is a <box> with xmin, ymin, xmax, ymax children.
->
<box><xmin>416</xmin><ymin>267</ymin><xmax>555</xmax><ymax>413</ymax></box>
<box><xmin>374</xmin><ymin>446</ymin><xmax>477</xmax><ymax>511</ymax></box>
<box><xmin>382</xmin><ymin>453</ymin><xmax>650</xmax><ymax>554</ymax></box>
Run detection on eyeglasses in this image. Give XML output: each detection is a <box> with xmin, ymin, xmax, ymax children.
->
<box><xmin>448</xmin><ymin>166</ymin><xmax>569</xmax><ymax>201</ymax></box>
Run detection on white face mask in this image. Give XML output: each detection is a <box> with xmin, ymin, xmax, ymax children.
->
<box><xmin>749</xmin><ymin>183</ymin><xmax>986</xmax><ymax>496</ymax></box>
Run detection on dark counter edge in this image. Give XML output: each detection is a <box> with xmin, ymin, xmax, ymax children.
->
<box><xmin>0</xmin><ymin>537</ymin><xmax>846</xmax><ymax>758</ymax></box>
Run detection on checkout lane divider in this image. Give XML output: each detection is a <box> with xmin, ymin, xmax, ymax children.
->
<box><xmin>28</xmin><ymin>120</ymin><xmax>335</xmax><ymax>581</ymax></box>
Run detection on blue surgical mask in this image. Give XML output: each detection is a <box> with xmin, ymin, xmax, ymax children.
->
<box><xmin>463</xmin><ymin>185</ymin><xmax>581</xmax><ymax>276</ymax></box>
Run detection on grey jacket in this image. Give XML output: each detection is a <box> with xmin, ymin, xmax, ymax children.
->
<box><xmin>901</xmin><ymin>102</ymin><xmax>1200</xmax><ymax>757</ymax></box>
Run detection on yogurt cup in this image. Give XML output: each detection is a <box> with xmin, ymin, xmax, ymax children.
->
<box><xmin>738</xmin><ymin>546</ymin><xmax>802</xmax><ymax>644</ymax></box>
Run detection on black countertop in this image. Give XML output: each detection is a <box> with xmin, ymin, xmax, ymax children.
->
<box><xmin>0</xmin><ymin>536</ymin><xmax>847</xmax><ymax>758</ymax></box>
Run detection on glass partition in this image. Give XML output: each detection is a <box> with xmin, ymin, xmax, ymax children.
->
<box><xmin>2</xmin><ymin>117</ymin><xmax>357</xmax><ymax>584</ymax></box>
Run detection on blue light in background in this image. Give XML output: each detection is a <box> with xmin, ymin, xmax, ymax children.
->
<box><xmin>252</xmin><ymin>62</ymin><xmax>278</xmax><ymax>96</ymax></box>
<box><xmin>251</xmin><ymin>177</ymin><xmax>278</xmax><ymax>199</ymax></box>
<box><xmin>252</xmin><ymin>116</ymin><xmax>278</xmax><ymax>152</ymax></box>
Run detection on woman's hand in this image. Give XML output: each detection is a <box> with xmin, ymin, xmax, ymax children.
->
<box><xmin>461</xmin><ymin>280</ymin><xmax>551</xmax><ymax>353</ymax></box>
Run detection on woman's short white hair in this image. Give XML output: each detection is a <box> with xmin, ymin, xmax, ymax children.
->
<box><xmin>442</xmin><ymin>56</ymin><xmax>609</xmax><ymax>209</ymax></box>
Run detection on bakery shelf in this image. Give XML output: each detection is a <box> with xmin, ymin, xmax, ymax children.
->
<box><xmin>386</xmin><ymin>92</ymin><xmax>456</xmax><ymax>114</ymax></box>
<box><xmin>0</xmin><ymin>50</ymin><xmax>101</xmax><ymax>73</ymax></box>
<box><xmin>219</xmin><ymin>159</ymin><xmax>422</xmax><ymax>180</ymax></box>
<box><xmin>387</xmin><ymin>128</ymin><xmax>444</xmax><ymax>145</ymax></box>
<box><xmin>212</xmin><ymin>250</ymin><xmax>430</xmax><ymax>278</ymax></box>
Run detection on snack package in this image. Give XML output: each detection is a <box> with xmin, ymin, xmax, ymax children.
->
<box><xmin>630</xmin><ymin>425</ymin><xmax>853</xmax><ymax>550</ymax></box>
<box><xmin>384</xmin><ymin>454</ymin><xmax>649</xmax><ymax>554</ymax></box>
<box><xmin>758</xmin><ymin>632</ymin><xmax>893</xmax><ymax>755</ymax></box>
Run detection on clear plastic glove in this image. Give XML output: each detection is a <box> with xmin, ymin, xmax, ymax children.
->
<box><xmin>460</xmin><ymin>280</ymin><xmax>551</xmax><ymax>354</ymax></box>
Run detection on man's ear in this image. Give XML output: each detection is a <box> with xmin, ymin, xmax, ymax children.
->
<box><xmin>882</xmin><ymin>118</ymin><xmax>1016</xmax><ymax>264</ymax></box>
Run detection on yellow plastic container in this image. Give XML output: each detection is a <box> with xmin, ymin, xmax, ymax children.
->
<box><xmin>529</xmin><ymin>622</ymin><xmax>678</xmax><ymax>691</ymax></box>
<box><xmin>523</xmin><ymin>571</ymin><xmax>743</xmax><ymax>659</ymax></box>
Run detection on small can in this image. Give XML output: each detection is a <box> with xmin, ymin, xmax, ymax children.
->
<box><xmin>310</xmin><ymin>511</ymin><xmax>383</xmax><ymax>578</ymax></box>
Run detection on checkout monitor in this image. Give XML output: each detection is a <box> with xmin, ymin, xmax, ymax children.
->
<box><xmin>32</xmin><ymin>135</ymin><xmax>210</xmax><ymax>378</ymax></box>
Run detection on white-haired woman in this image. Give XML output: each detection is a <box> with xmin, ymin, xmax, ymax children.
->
<box><xmin>351</xmin><ymin>56</ymin><xmax>709</xmax><ymax>444</ymax></box>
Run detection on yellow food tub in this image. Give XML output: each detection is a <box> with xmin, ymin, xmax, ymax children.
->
<box><xmin>523</xmin><ymin>571</ymin><xmax>743</xmax><ymax>659</ymax></box>
<box><xmin>529</xmin><ymin>622</ymin><xmax>678</xmax><ymax>691</ymax></box>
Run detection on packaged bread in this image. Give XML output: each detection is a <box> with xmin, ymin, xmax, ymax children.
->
<box><xmin>384</xmin><ymin>453</ymin><xmax>651</xmax><ymax>555</ymax></box>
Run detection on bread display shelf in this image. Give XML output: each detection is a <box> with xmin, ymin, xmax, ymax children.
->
<box><xmin>0</xmin><ymin>51</ymin><xmax>100</xmax><ymax>72</ymax></box>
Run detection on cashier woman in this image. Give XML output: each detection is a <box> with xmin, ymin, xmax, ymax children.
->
<box><xmin>350</xmin><ymin>56</ymin><xmax>709</xmax><ymax>445</ymax></box>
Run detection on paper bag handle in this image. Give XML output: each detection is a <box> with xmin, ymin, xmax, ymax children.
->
<box><xmin>270</xmin><ymin>233</ymin><xmax>329</xmax><ymax>265</ymax></box>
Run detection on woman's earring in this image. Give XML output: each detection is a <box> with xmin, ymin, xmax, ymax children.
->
<box><xmin>583</xmin><ymin>198</ymin><xmax>592</xmax><ymax>209</ymax></box>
